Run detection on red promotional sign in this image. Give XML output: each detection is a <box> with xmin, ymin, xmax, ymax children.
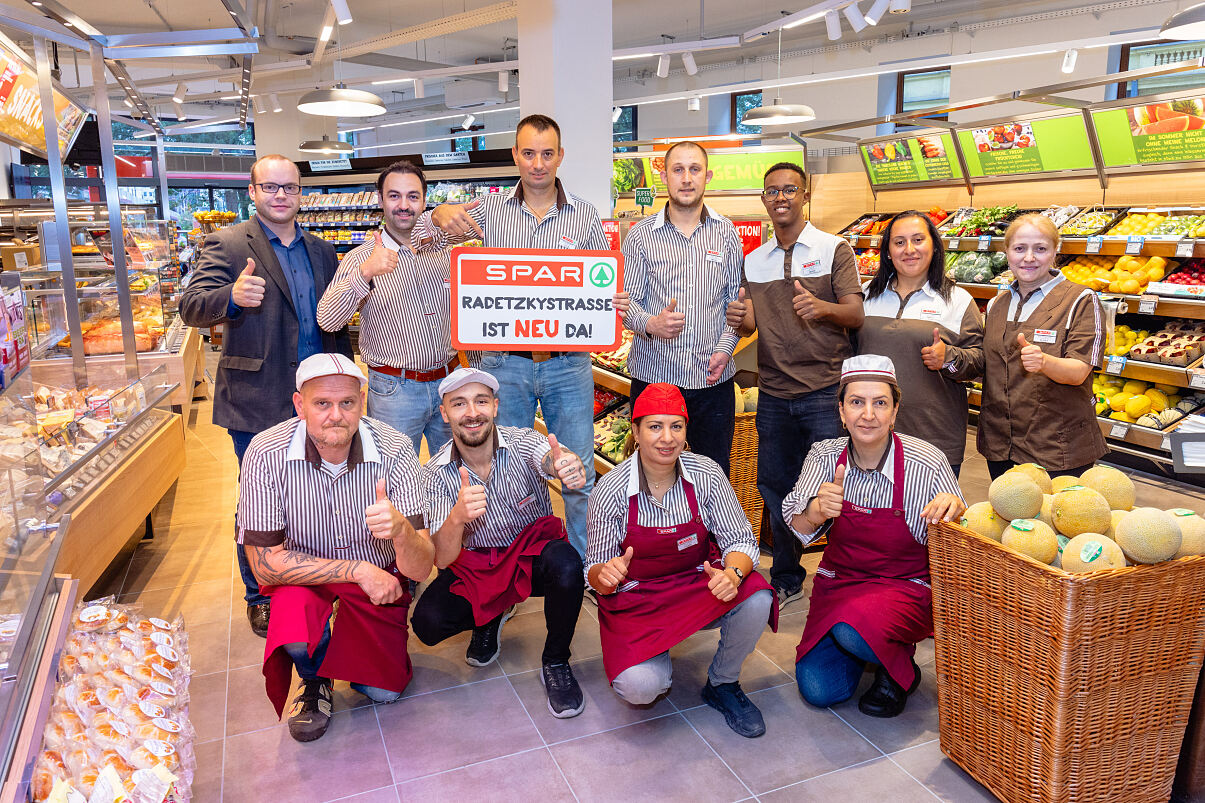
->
<box><xmin>734</xmin><ymin>220</ymin><xmax>764</xmax><ymax>255</ymax></box>
<box><xmin>602</xmin><ymin>220</ymin><xmax>621</xmax><ymax>250</ymax></box>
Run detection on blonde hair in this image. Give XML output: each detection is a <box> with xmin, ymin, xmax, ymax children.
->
<box><xmin>1004</xmin><ymin>213</ymin><xmax>1059</xmax><ymax>250</ymax></box>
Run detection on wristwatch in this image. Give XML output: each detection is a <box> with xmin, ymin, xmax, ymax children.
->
<box><xmin>730</xmin><ymin>565</ymin><xmax>745</xmax><ymax>584</ymax></box>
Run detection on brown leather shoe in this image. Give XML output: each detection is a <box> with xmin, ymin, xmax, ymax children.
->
<box><xmin>247</xmin><ymin>603</ymin><xmax>270</xmax><ymax>638</ymax></box>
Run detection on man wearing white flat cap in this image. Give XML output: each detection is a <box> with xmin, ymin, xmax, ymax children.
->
<box><xmin>411</xmin><ymin>367</ymin><xmax>589</xmax><ymax>719</ymax></box>
<box><xmin>237</xmin><ymin>353</ymin><xmax>433</xmax><ymax>743</ymax></box>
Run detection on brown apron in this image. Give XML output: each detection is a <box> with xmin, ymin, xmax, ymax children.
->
<box><xmin>977</xmin><ymin>280</ymin><xmax>1106</xmax><ymax>470</ymax></box>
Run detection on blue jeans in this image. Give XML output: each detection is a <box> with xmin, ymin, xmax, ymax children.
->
<box><xmin>366</xmin><ymin>369</ymin><xmax>451</xmax><ymax>455</ymax></box>
<box><xmin>476</xmin><ymin>352</ymin><xmax>595</xmax><ymax>558</ymax></box>
<box><xmin>795</xmin><ymin>622</ymin><xmax>878</xmax><ymax>707</ymax></box>
<box><xmin>282</xmin><ymin>621</ymin><xmax>401</xmax><ymax>703</ymax></box>
<box><xmin>230</xmin><ymin>429</ymin><xmax>269</xmax><ymax>607</ymax></box>
<box><xmin>756</xmin><ymin>385</ymin><xmax>843</xmax><ymax>591</ymax></box>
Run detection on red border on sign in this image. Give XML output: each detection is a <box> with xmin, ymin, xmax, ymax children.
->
<box><xmin>450</xmin><ymin>246</ymin><xmax>625</xmax><ymax>352</ymax></box>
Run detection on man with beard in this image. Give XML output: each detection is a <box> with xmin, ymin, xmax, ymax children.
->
<box><xmin>182</xmin><ymin>154</ymin><xmax>351</xmax><ymax>638</ymax></box>
<box><xmin>613</xmin><ymin>141</ymin><xmax>743</xmax><ymax>475</ymax></box>
<box><xmin>318</xmin><ymin>161</ymin><xmax>460</xmax><ymax>455</ymax></box>
<box><xmin>411</xmin><ymin>367</ymin><xmax>589</xmax><ymax>718</ymax></box>
<box><xmin>238</xmin><ymin>353</ymin><xmax>432</xmax><ymax>742</ymax></box>
<box><xmin>725</xmin><ymin>162</ymin><xmax>864</xmax><ymax>608</ymax></box>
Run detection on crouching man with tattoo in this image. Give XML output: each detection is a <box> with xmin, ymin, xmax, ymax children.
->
<box><xmin>237</xmin><ymin>353</ymin><xmax>434</xmax><ymax>742</ymax></box>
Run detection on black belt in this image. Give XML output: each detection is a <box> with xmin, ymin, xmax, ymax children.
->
<box><xmin>506</xmin><ymin>351</ymin><xmax>564</xmax><ymax>363</ymax></box>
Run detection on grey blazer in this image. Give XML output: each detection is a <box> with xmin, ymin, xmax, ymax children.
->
<box><xmin>180</xmin><ymin>217</ymin><xmax>351</xmax><ymax>433</ymax></box>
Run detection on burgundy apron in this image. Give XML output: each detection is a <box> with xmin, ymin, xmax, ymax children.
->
<box><xmin>448</xmin><ymin>515</ymin><xmax>567</xmax><ymax>627</ymax></box>
<box><xmin>794</xmin><ymin>433</ymin><xmax>932</xmax><ymax>688</ymax></box>
<box><xmin>598</xmin><ymin>480</ymin><xmax>778</xmax><ymax>683</ymax></box>
<box><xmin>261</xmin><ymin>565</ymin><xmax>413</xmax><ymax>718</ymax></box>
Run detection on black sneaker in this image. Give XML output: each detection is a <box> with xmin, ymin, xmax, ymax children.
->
<box><xmin>772</xmin><ymin>583</ymin><xmax>804</xmax><ymax>609</ymax></box>
<box><xmin>583</xmin><ymin>588</ymin><xmax>599</xmax><ymax>608</ymax></box>
<box><xmin>539</xmin><ymin>662</ymin><xmax>585</xmax><ymax>718</ymax></box>
<box><xmin>858</xmin><ymin>662</ymin><xmax>921</xmax><ymax>718</ymax></box>
<box><xmin>287</xmin><ymin>677</ymin><xmax>333</xmax><ymax>742</ymax></box>
<box><xmin>701</xmin><ymin>680</ymin><xmax>766</xmax><ymax>738</ymax></box>
<box><xmin>465</xmin><ymin>605</ymin><xmax>515</xmax><ymax>667</ymax></box>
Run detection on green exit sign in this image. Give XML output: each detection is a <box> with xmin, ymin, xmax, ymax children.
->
<box><xmin>634</xmin><ymin>188</ymin><xmax>654</xmax><ymax>207</ymax></box>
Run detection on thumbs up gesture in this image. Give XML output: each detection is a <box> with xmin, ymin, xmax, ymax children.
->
<box><xmin>453</xmin><ymin>466</ymin><xmax>487</xmax><ymax>524</ymax></box>
<box><xmin>231</xmin><ymin>257</ymin><xmax>266</xmax><ymax>308</ymax></box>
<box><xmin>545</xmin><ymin>433</ymin><xmax>587</xmax><ymax>489</ymax></box>
<box><xmin>702</xmin><ymin>559</ymin><xmax>738</xmax><ymax>602</ymax></box>
<box><xmin>921</xmin><ymin>327</ymin><xmax>948</xmax><ymax>371</ymax></box>
<box><xmin>648</xmin><ymin>297</ymin><xmax>686</xmax><ymax>340</ymax></box>
<box><xmin>597</xmin><ymin>545</ymin><xmax>635</xmax><ymax>590</ymax></box>
<box><xmin>359</xmin><ymin>230</ymin><xmax>400</xmax><ymax>280</ymax></box>
<box><xmin>1017</xmin><ymin>333</ymin><xmax>1046</xmax><ymax>374</ymax></box>
<box><xmin>815</xmin><ymin>463</ymin><xmax>846</xmax><ymax>520</ymax></box>
<box><xmin>792</xmin><ymin>280</ymin><xmax>825</xmax><ymax>321</ymax></box>
<box><xmin>365</xmin><ymin>478</ymin><xmax>399</xmax><ymax>540</ymax></box>
<box><xmin>725</xmin><ymin>287</ymin><xmax>749</xmax><ymax>328</ymax></box>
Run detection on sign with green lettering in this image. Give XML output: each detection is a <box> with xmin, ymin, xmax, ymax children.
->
<box><xmin>955</xmin><ymin>115</ymin><xmax>1095</xmax><ymax>177</ymax></box>
<box><xmin>1092</xmin><ymin>97</ymin><xmax>1205</xmax><ymax>167</ymax></box>
<box><xmin>859</xmin><ymin>134</ymin><xmax>962</xmax><ymax>186</ymax></box>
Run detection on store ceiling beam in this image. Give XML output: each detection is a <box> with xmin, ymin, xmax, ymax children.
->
<box><xmin>217</xmin><ymin>0</ymin><xmax>257</xmax><ymax>39</ymax></box>
<box><xmin>1025</xmin><ymin>95</ymin><xmax>1092</xmax><ymax>109</ymax></box>
<box><xmin>742</xmin><ymin>0</ymin><xmax>852</xmax><ymax>42</ymax></box>
<box><xmin>101</xmin><ymin>28</ymin><xmax>250</xmax><ymax>47</ymax></box>
<box><xmin>0</xmin><ymin>7</ymin><xmax>88</xmax><ymax>49</ymax></box>
<box><xmin>20</xmin><ymin>0</ymin><xmax>107</xmax><ymax>41</ymax></box>
<box><xmin>329</xmin><ymin>1</ymin><xmax>517</xmax><ymax>62</ymax></box>
<box><xmin>310</xmin><ymin>6</ymin><xmax>336</xmax><ymax>64</ymax></box>
<box><xmin>102</xmin><ymin>42</ymin><xmax>258</xmax><ymax>60</ymax></box>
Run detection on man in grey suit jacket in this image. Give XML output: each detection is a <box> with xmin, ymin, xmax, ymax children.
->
<box><xmin>181</xmin><ymin>154</ymin><xmax>351</xmax><ymax>637</ymax></box>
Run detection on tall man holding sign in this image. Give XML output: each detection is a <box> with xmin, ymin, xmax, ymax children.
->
<box><xmin>182</xmin><ymin>154</ymin><xmax>351</xmax><ymax>637</ymax></box>
<box><xmin>414</xmin><ymin>114</ymin><xmax>608</xmax><ymax>559</ymax></box>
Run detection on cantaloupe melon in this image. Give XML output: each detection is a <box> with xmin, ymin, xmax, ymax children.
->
<box><xmin>734</xmin><ymin>384</ymin><xmax>745</xmax><ymax>414</ymax></box>
<box><xmin>1061</xmin><ymin>533</ymin><xmax>1127</xmax><ymax>572</ymax></box>
<box><xmin>1005</xmin><ymin>463</ymin><xmax>1053</xmax><ymax>494</ymax></box>
<box><xmin>1079</xmin><ymin>465</ymin><xmax>1135</xmax><ymax>511</ymax></box>
<box><xmin>1116</xmin><ymin>507</ymin><xmax>1182</xmax><ymax>564</ymax></box>
<box><xmin>1168</xmin><ymin>509</ymin><xmax>1205</xmax><ymax>558</ymax></box>
<box><xmin>989</xmin><ymin>473</ymin><xmax>1043</xmax><ymax>520</ymax></box>
<box><xmin>1037</xmin><ymin>494</ymin><xmax>1054</xmax><ymax>528</ymax></box>
<box><xmin>1104</xmin><ymin>509</ymin><xmax>1126</xmax><ymax>540</ymax></box>
<box><xmin>1002</xmin><ymin>519</ymin><xmax>1059</xmax><ymax>563</ymax></box>
<box><xmin>1051</xmin><ymin>475</ymin><xmax>1079</xmax><ymax>493</ymax></box>
<box><xmin>742</xmin><ymin>387</ymin><xmax>759</xmax><ymax>413</ymax></box>
<box><xmin>961</xmin><ymin>501</ymin><xmax>1006</xmax><ymax>541</ymax></box>
<box><xmin>1051</xmin><ymin>486</ymin><xmax>1111</xmax><ymax>536</ymax></box>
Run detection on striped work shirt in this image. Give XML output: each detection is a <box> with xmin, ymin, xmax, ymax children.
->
<box><xmin>236</xmin><ymin>416</ymin><xmax>427</xmax><ymax>568</ymax></box>
<box><xmin>783</xmin><ymin>434</ymin><xmax>963</xmax><ymax>548</ymax></box>
<box><xmin>316</xmin><ymin>228</ymin><xmax>455</xmax><ymax>372</ymax></box>
<box><xmin>621</xmin><ymin>205</ymin><xmax>742</xmax><ymax>388</ymax></box>
<box><xmin>585</xmin><ymin>451</ymin><xmax>760</xmax><ymax>573</ymax></box>
<box><xmin>423</xmin><ymin>426</ymin><xmax>556</xmax><ymax>549</ymax></box>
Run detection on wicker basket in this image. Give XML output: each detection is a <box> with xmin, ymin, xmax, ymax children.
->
<box><xmin>729</xmin><ymin>411</ymin><xmax>762</xmax><ymax>533</ymax></box>
<box><xmin>928</xmin><ymin>521</ymin><xmax>1205</xmax><ymax>803</ymax></box>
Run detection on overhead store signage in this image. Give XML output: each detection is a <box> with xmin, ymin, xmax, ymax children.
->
<box><xmin>1092</xmin><ymin>97</ymin><xmax>1205</xmax><ymax>168</ymax></box>
<box><xmin>859</xmin><ymin>133</ymin><xmax>962</xmax><ymax>186</ymax></box>
<box><xmin>422</xmin><ymin>151</ymin><xmax>471</xmax><ymax>165</ymax></box>
<box><xmin>0</xmin><ymin>42</ymin><xmax>86</xmax><ymax>161</ymax></box>
<box><xmin>955</xmin><ymin>114</ymin><xmax>1095</xmax><ymax>177</ymax></box>
<box><xmin>450</xmin><ymin>247</ymin><xmax>623</xmax><ymax>352</ymax></box>
<box><xmin>613</xmin><ymin>151</ymin><xmax>805</xmax><ymax>194</ymax></box>
<box><xmin>308</xmin><ymin>158</ymin><xmax>352</xmax><ymax>171</ymax></box>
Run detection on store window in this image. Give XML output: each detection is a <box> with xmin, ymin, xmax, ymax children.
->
<box><xmin>451</xmin><ymin>125</ymin><xmax>485</xmax><ymax>152</ymax></box>
<box><xmin>732</xmin><ymin>91</ymin><xmax>763</xmax><ymax>135</ymax></box>
<box><xmin>897</xmin><ymin>67</ymin><xmax>950</xmax><ymax>119</ymax></box>
<box><xmin>1119</xmin><ymin>40</ymin><xmax>1205</xmax><ymax>97</ymax></box>
<box><xmin>613</xmin><ymin>105</ymin><xmax>637</xmax><ymax>152</ymax></box>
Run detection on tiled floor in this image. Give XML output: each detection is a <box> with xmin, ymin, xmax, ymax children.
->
<box><xmin>96</xmin><ymin>355</ymin><xmax>1205</xmax><ymax>802</ymax></box>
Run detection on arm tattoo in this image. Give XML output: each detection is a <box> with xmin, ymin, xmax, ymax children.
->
<box><xmin>248</xmin><ymin>545</ymin><xmax>361</xmax><ymax>587</ymax></box>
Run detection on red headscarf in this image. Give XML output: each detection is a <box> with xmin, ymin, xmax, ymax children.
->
<box><xmin>632</xmin><ymin>383</ymin><xmax>689</xmax><ymax>422</ymax></box>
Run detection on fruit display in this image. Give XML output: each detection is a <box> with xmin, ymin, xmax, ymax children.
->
<box><xmin>1116</xmin><ymin>319</ymin><xmax>1205</xmax><ymax>365</ymax></box>
<box><xmin>842</xmin><ymin>215</ymin><xmax>889</xmax><ymax>236</ymax></box>
<box><xmin>946</xmin><ymin>250</ymin><xmax>1008</xmax><ymax>283</ymax></box>
<box><xmin>1158</xmin><ymin>259</ymin><xmax>1205</xmax><ymax>288</ymax></box>
<box><xmin>593</xmin><ymin>389</ymin><xmax>621</xmax><ymax>417</ymax></box>
<box><xmin>942</xmin><ymin>205</ymin><xmax>1020</xmax><ymax>238</ymax></box>
<box><xmin>593</xmin><ymin>404</ymin><xmax>631</xmax><ymax>463</ymax></box>
<box><xmin>1036</xmin><ymin>205</ymin><xmax>1081</xmax><ymax>229</ymax></box>
<box><xmin>925</xmin><ymin>206</ymin><xmax>948</xmax><ymax>225</ymax></box>
<box><xmin>1059</xmin><ymin>208</ymin><xmax>1125</xmax><ymax>236</ymax></box>
<box><xmin>1092</xmin><ymin>372</ymin><xmax>1205</xmax><ymax>428</ymax></box>
<box><xmin>1104</xmin><ymin>210</ymin><xmax>1205</xmax><ymax>238</ymax></box>
<box><xmin>590</xmin><ymin>330</ymin><xmax>634</xmax><ymax>374</ymax></box>
<box><xmin>854</xmin><ymin>248</ymin><xmax>879</xmax><ymax>277</ymax></box>
<box><xmin>1150</xmin><ymin>214</ymin><xmax>1205</xmax><ymax>237</ymax></box>
<box><xmin>1061</xmin><ymin>253</ymin><xmax>1175</xmax><ymax>294</ymax></box>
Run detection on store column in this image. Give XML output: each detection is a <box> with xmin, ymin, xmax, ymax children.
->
<box><xmin>517</xmin><ymin>0</ymin><xmax>612</xmax><ymax>213</ymax></box>
<box><xmin>252</xmin><ymin>103</ymin><xmax>337</xmax><ymax>162</ymax></box>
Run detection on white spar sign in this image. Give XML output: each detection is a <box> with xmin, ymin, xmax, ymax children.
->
<box><xmin>450</xmin><ymin>248</ymin><xmax>624</xmax><ymax>352</ymax></box>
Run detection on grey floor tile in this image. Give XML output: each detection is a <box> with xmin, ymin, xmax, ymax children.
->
<box><xmin>122</xmin><ymin>544</ymin><xmax>235</xmax><ymax>595</ymax></box>
<box><xmin>396</xmin><ymin>748</ymin><xmax>574</xmax><ymax>802</ymax></box>
<box><xmin>227</xmin><ymin>612</ymin><xmax>267</xmax><ymax>670</ymax></box>
<box><xmin>191</xmin><ymin>737</ymin><xmax>223</xmax><ymax>802</ymax></box>
<box><xmin>496</xmin><ymin>607</ymin><xmax>603</xmax><ymax>675</ymax></box>
<box><xmin>189</xmin><ymin>670</ymin><xmax>228</xmax><ymax>744</ymax></box>
<box><xmin>509</xmin><ymin>654</ymin><xmax>676</xmax><ymax>742</ymax></box>
<box><xmin>328</xmin><ymin>786</ymin><xmax>401</xmax><ymax>803</ymax></box>
<box><xmin>752</xmin><ymin>610</ymin><xmax>808</xmax><ymax>675</ymax></box>
<box><xmin>664</xmin><ymin>628</ymin><xmax>791</xmax><ymax>709</ymax></box>
<box><xmin>119</xmin><ymin>576</ymin><xmax>233</xmax><ymax>627</ymax></box>
<box><xmin>187</xmin><ymin>617</ymin><xmax>231</xmax><ymax>676</ymax></box>
<box><xmin>225</xmin><ymin>663</ymin><xmax>290</xmax><ymax>737</ymax></box>
<box><xmin>829</xmin><ymin>664</ymin><xmax>939</xmax><ymax>755</ymax></box>
<box><xmin>682</xmin><ymin>683</ymin><xmax>882</xmax><ymax>794</ymax></box>
<box><xmin>404</xmin><ymin>629</ymin><xmax>503</xmax><ymax>696</ymax></box>
<box><xmin>377</xmin><ymin>676</ymin><xmax>543</xmax><ymax>782</ymax></box>
<box><xmin>760</xmin><ymin>757</ymin><xmax>937</xmax><ymax>802</ymax></box>
<box><xmin>890</xmin><ymin>740</ymin><xmax>998</xmax><ymax>802</ymax></box>
<box><xmin>550</xmin><ymin>714</ymin><xmax>749</xmax><ymax>803</ymax></box>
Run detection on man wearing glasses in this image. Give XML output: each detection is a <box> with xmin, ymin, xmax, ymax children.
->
<box><xmin>724</xmin><ymin>162</ymin><xmax>864</xmax><ymax>609</ymax></box>
<box><xmin>181</xmin><ymin>154</ymin><xmax>351</xmax><ymax>638</ymax></box>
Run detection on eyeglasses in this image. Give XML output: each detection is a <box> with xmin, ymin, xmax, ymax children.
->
<box><xmin>762</xmin><ymin>186</ymin><xmax>800</xmax><ymax>200</ymax></box>
<box><xmin>254</xmin><ymin>182</ymin><xmax>302</xmax><ymax>196</ymax></box>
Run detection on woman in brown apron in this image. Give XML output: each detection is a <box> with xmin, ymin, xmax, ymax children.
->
<box><xmin>586</xmin><ymin>383</ymin><xmax>777</xmax><ymax>738</ymax></box>
<box><xmin>977</xmin><ymin>213</ymin><xmax>1107</xmax><ymax>478</ymax></box>
<box><xmin>785</xmin><ymin>355</ymin><xmax>964</xmax><ymax>718</ymax></box>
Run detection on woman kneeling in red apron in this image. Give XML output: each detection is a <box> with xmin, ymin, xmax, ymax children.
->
<box><xmin>784</xmin><ymin>355</ymin><xmax>965</xmax><ymax>718</ymax></box>
<box><xmin>586</xmin><ymin>384</ymin><xmax>778</xmax><ymax>738</ymax></box>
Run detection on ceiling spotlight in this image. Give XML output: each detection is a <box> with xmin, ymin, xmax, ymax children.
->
<box><xmin>461</xmin><ymin>114</ymin><xmax>475</xmax><ymax>130</ymax></box>
<box><xmin>825</xmin><ymin>9</ymin><xmax>842</xmax><ymax>40</ymax></box>
<box><xmin>682</xmin><ymin>51</ymin><xmax>698</xmax><ymax>76</ymax></box>
<box><xmin>330</xmin><ymin>0</ymin><xmax>352</xmax><ymax>26</ymax></box>
<box><xmin>172</xmin><ymin>100</ymin><xmax>185</xmax><ymax>121</ymax></box>
<box><xmin>864</xmin><ymin>0</ymin><xmax>891</xmax><ymax>25</ymax></box>
<box><xmin>270</xmin><ymin>93</ymin><xmax>283</xmax><ymax>113</ymax></box>
<box><xmin>171</xmin><ymin>82</ymin><xmax>186</xmax><ymax>104</ymax></box>
<box><xmin>253</xmin><ymin>96</ymin><xmax>267</xmax><ymax>115</ymax></box>
<box><xmin>297</xmin><ymin>83</ymin><xmax>387</xmax><ymax>117</ymax></box>
<box><xmin>319</xmin><ymin>24</ymin><xmax>333</xmax><ymax>42</ymax></box>
<box><xmin>413</xmin><ymin>79</ymin><xmax>425</xmax><ymax>99</ymax></box>
<box><xmin>888</xmin><ymin>0</ymin><xmax>910</xmax><ymax>13</ymax></box>
<box><xmin>298</xmin><ymin>135</ymin><xmax>353</xmax><ymax>154</ymax></box>
<box><xmin>656</xmin><ymin>54</ymin><xmax>670</xmax><ymax>78</ymax></box>
<box><xmin>611</xmin><ymin>106</ymin><xmax>623</xmax><ymax>123</ymax></box>
<box><xmin>123</xmin><ymin>98</ymin><xmax>133</xmax><ymax>108</ymax></box>
<box><xmin>842</xmin><ymin>3</ymin><xmax>868</xmax><ymax>33</ymax></box>
<box><xmin>1161</xmin><ymin>2</ymin><xmax>1205</xmax><ymax>39</ymax></box>
<box><xmin>687</xmin><ymin>97</ymin><xmax>700</xmax><ymax>112</ymax></box>
<box><xmin>498</xmin><ymin>71</ymin><xmax>508</xmax><ymax>93</ymax></box>
<box><xmin>1062</xmin><ymin>48</ymin><xmax>1078</xmax><ymax>74</ymax></box>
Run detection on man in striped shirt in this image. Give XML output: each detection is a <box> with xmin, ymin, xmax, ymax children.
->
<box><xmin>237</xmin><ymin>353</ymin><xmax>434</xmax><ymax>742</ymax></box>
<box><xmin>413</xmin><ymin>114</ymin><xmax>606</xmax><ymax>559</ymax></box>
<box><xmin>614</xmin><ymin>141</ymin><xmax>743</xmax><ymax>475</ymax></box>
<box><xmin>318</xmin><ymin>161</ymin><xmax>458</xmax><ymax>456</ymax></box>
<box><xmin>411</xmin><ymin>367</ymin><xmax>589</xmax><ymax>718</ymax></box>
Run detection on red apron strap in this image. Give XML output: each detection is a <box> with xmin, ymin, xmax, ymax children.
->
<box><xmin>681</xmin><ymin>476</ymin><xmax>702</xmax><ymax>523</ymax></box>
<box><xmin>890</xmin><ymin>432</ymin><xmax>905</xmax><ymax>510</ymax></box>
<box><xmin>627</xmin><ymin>491</ymin><xmax>640</xmax><ymax>532</ymax></box>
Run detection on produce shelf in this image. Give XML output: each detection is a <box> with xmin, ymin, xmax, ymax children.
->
<box><xmin>846</xmin><ymin>232</ymin><xmax>1203</xmax><ymax>259</ymax></box>
<box><xmin>592</xmin><ymin>365</ymin><xmax>631</xmax><ymax>395</ymax></box>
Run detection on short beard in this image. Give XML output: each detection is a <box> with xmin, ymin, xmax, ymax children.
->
<box><xmin>456</xmin><ymin>419</ymin><xmax>493</xmax><ymax>448</ymax></box>
<box><xmin>311</xmin><ymin>424</ymin><xmax>354</xmax><ymax>451</ymax></box>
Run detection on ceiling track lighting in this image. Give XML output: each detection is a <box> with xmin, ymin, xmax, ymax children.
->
<box><xmin>864</xmin><ymin>0</ymin><xmax>891</xmax><ymax>26</ymax></box>
<box><xmin>413</xmin><ymin>79</ymin><xmax>425</xmax><ymax>99</ymax></box>
<box><xmin>497</xmin><ymin>71</ymin><xmax>508</xmax><ymax>92</ymax></box>
<box><xmin>687</xmin><ymin>97</ymin><xmax>700</xmax><ymax>112</ymax></box>
<box><xmin>656</xmin><ymin>54</ymin><xmax>671</xmax><ymax>78</ymax></box>
<box><xmin>682</xmin><ymin>51</ymin><xmax>698</xmax><ymax>76</ymax></box>
<box><xmin>1062</xmin><ymin>48</ymin><xmax>1078</xmax><ymax>74</ymax></box>
<box><xmin>1161</xmin><ymin>2</ymin><xmax>1205</xmax><ymax>39</ymax></box>
<box><xmin>252</xmin><ymin>96</ymin><xmax>267</xmax><ymax>115</ymax></box>
<box><xmin>171</xmin><ymin>82</ymin><xmax>186</xmax><ymax>104</ymax></box>
<box><xmin>461</xmin><ymin>114</ymin><xmax>475</xmax><ymax>130</ymax></box>
<box><xmin>611</xmin><ymin>106</ymin><xmax>623</xmax><ymax>123</ymax></box>
<box><xmin>270</xmin><ymin>93</ymin><xmax>283</xmax><ymax>113</ymax></box>
<box><xmin>172</xmin><ymin>100</ymin><xmax>185</xmax><ymax>121</ymax></box>
<box><xmin>299</xmin><ymin>135</ymin><xmax>353</xmax><ymax>155</ymax></box>
<box><xmin>330</xmin><ymin>0</ymin><xmax>352</xmax><ymax>26</ymax></box>
<box><xmin>825</xmin><ymin>9</ymin><xmax>842</xmax><ymax>41</ymax></box>
<box><xmin>888</xmin><ymin>0</ymin><xmax>910</xmax><ymax>13</ymax></box>
<box><xmin>842</xmin><ymin>3</ymin><xmax>868</xmax><ymax>33</ymax></box>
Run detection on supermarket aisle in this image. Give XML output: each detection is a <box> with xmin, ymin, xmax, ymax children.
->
<box><xmin>96</xmin><ymin>357</ymin><xmax>1201</xmax><ymax>802</ymax></box>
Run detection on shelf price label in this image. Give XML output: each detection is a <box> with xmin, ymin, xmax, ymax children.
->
<box><xmin>869</xmin><ymin>235</ymin><xmax>881</xmax><ymax>248</ymax></box>
<box><xmin>1109</xmin><ymin>421</ymin><xmax>1131</xmax><ymax>439</ymax></box>
<box><xmin>1177</xmin><ymin>239</ymin><xmax>1197</xmax><ymax>259</ymax></box>
<box><xmin>1125</xmin><ymin>236</ymin><xmax>1145</xmax><ymax>255</ymax></box>
<box><xmin>946</xmin><ymin>238</ymin><xmax>958</xmax><ymax>250</ymax></box>
<box><xmin>1191</xmin><ymin>368</ymin><xmax>1205</xmax><ymax>390</ymax></box>
<box><xmin>1105</xmin><ymin>355</ymin><xmax>1127</xmax><ymax>374</ymax></box>
<box><xmin>846</xmin><ymin>234</ymin><xmax>858</xmax><ymax>246</ymax></box>
<box><xmin>1086</xmin><ymin>235</ymin><xmax>1104</xmax><ymax>254</ymax></box>
<box><xmin>1138</xmin><ymin>295</ymin><xmax>1159</xmax><ymax>314</ymax></box>
<box><xmin>977</xmin><ymin>235</ymin><xmax>992</xmax><ymax>251</ymax></box>
<box><xmin>1162</xmin><ymin>434</ymin><xmax>1173</xmax><ymax>451</ymax></box>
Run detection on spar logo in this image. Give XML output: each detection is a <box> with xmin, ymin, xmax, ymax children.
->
<box><xmin>589</xmin><ymin>262</ymin><xmax>615</xmax><ymax>288</ymax></box>
<box><xmin>462</xmin><ymin>258</ymin><xmax>585</xmax><ymax>287</ymax></box>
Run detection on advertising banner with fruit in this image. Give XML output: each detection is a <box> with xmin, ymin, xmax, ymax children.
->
<box><xmin>859</xmin><ymin>133</ymin><xmax>962</xmax><ymax>187</ymax></box>
<box><xmin>955</xmin><ymin>114</ymin><xmax>1096</xmax><ymax>178</ymax></box>
<box><xmin>612</xmin><ymin>151</ymin><xmax>804</xmax><ymax>196</ymax></box>
<box><xmin>1092</xmin><ymin>98</ymin><xmax>1205</xmax><ymax>168</ymax></box>
<box><xmin>0</xmin><ymin>41</ymin><xmax>87</xmax><ymax>161</ymax></box>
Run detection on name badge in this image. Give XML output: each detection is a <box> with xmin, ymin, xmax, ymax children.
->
<box><xmin>1033</xmin><ymin>328</ymin><xmax>1057</xmax><ymax>344</ymax></box>
<box><xmin>655</xmin><ymin>526</ymin><xmax>678</xmax><ymax>535</ymax></box>
<box><xmin>443</xmin><ymin>280</ymin><xmax>451</xmax><ymax>289</ymax></box>
<box><xmin>797</xmin><ymin>259</ymin><xmax>824</xmax><ymax>277</ymax></box>
<box><xmin>919</xmin><ymin>307</ymin><xmax>943</xmax><ymax>322</ymax></box>
<box><xmin>676</xmin><ymin>533</ymin><xmax>698</xmax><ymax>551</ymax></box>
<box><xmin>558</xmin><ymin>235</ymin><xmax>577</xmax><ymax>249</ymax></box>
<box><xmin>516</xmin><ymin>493</ymin><xmax>536</xmax><ymax>510</ymax></box>
<box><xmin>705</xmin><ymin>249</ymin><xmax>723</xmax><ymax>264</ymax></box>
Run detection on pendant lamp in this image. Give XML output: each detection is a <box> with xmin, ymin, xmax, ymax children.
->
<box><xmin>741</xmin><ymin>29</ymin><xmax>816</xmax><ymax>128</ymax></box>
<box><xmin>1161</xmin><ymin>2</ymin><xmax>1205</xmax><ymax>39</ymax></box>
<box><xmin>298</xmin><ymin>83</ymin><xmax>386</xmax><ymax>118</ymax></box>
<box><xmin>298</xmin><ymin>135</ymin><xmax>353</xmax><ymax>155</ymax></box>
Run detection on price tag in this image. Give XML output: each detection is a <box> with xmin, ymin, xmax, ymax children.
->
<box><xmin>1105</xmin><ymin>355</ymin><xmax>1127</xmax><ymax>374</ymax></box>
<box><xmin>1192</xmin><ymin>369</ymin><xmax>1205</xmax><ymax>390</ymax></box>
<box><xmin>1138</xmin><ymin>294</ymin><xmax>1158</xmax><ymax>314</ymax></box>
<box><xmin>869</xmin><ymin>235</ymin><xmax>881</xmax><ymax>248</ymax></box>
<box><xmin>846</xmin><ymin>234</ymin><xmax>858</xmax><ymax>245</ymax></box>
<box><xmin>977</xmin><ymin>235</ymin><xmax>992</xmax><ymax>251</ymax></box>
<box><xmin>1162</xmin><ymin>434</ymin><xmax>1172</xmax><ymax>451</ymax></box>
<box><xmin>1109</xmin><ymin>421</ymin><xmax>1131</xmax><ymax>439</ymax></box>
<box><xmin>1177</xmin><ymin>239</ymin><xmax>1196</xmax><ymax>258</ymax></box>
<box><xmin>947</xmin><ymin>238</ymin><xmax>958</xmax><ymax>250</ymax></box>
<box><xmin>1086</xmin><ymin>235</ymin><xmax>1103</xmax><ymax>254</ymax></box>
<box><xmin>1126</xmin><ymin>235</ymin><xmax>1145</xmax><ymax>255</ymax></box>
